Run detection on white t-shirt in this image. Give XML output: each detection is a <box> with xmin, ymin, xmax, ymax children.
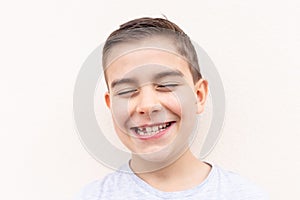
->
<box><xmin>75</xmin><ymin>162</ymin><xmax>268</xmax><ymax>200</ymax></box>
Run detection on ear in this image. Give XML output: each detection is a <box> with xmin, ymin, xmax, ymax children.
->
<box><xmin>194</xmin><ymin>79</ymin><xmax>208</xmax><ymax>114</ymax></box>
<box><xmin>104</xmin><ymin>92</ymin><xmax>111</xmax><ymax>109</ymax></box>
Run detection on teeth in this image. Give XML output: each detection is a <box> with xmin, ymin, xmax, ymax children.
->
<box><xmin>152</xmin><ymin>126</ymin><xmax>158</xmax><ymax>132</ymax></box>
<box><xmin>134</xmin><ymin>122</ymin><xmax>172</xmax><ymax>136</ymax></box>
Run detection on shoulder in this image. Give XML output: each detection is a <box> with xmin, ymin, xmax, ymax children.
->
<box><xmin>210</xmin><ymin>165</ymin><xmax>269</xmax><ymax>199</ymax></box>
<box><xmin>74</xmin><ymin>170</ymin><xmax>136</xmax><ymax>200</ymax></box>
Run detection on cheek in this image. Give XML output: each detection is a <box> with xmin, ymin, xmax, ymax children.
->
<box><xmin>112</xmin><ymin>118</ymin><xmax>134</xmax><ymax>150</ymax></box>
<box><xmin>170</xmin><ymin>87</ymin><xmax>198</xmax><ymax>120</ymax></box>
<box><xmin>110</xmin><ymin>97</ymin><xmax>131</xmax><ymax>129</ymax></box>
<box><xmin>161</xmin><ymin>86</ymin><xmax>197</xmax><ymax>116</ymax></box>
<box><xmin>111</xmin><ymin>104</ymin><xmax>134</xmax><ymax>149</ymax></box>
<box><xmin>159</xmin><ymin>92</ymin><xmax>182</xmax><ymax>116</ymax></box>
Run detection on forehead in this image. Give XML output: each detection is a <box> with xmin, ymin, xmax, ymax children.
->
<box><xmin>105</xmin><ymin>48</ymin><xmax>193</xmax><ymax>87</ymax></box>
<box><xmin>104</xmin><ymin>36</ymin><xmax>178</xmax><ymax>66</ymax></box>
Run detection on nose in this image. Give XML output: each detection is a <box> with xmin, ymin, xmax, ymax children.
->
<box><xmin>135</xmin><ymin>85</ymin><xmax>162</xmax><ymax>115</ymax></box>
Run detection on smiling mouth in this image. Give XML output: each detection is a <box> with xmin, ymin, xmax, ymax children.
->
<box><xmin>131</xmin><ymin>121</ymin><xmax>175</xmax><ymax>137</ymax></box>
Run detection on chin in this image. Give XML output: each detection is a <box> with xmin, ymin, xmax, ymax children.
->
<box><xmin>138</xmin><ymin>146</ymin><xmax>173</xmax><ymax>163</ymax></box>
<box><xmin>137</xmin><ymin>140</ymin><xmax>186</xmax><ymax>163</ymax></box>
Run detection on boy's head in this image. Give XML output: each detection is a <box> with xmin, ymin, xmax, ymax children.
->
<box><xmin>102</xmin><ymin>17</ymin><xmax>208</xmax><ymax>169</ymax></box>
<box><xmin>102</xmin><ymin>17</ymin><xmax>202</xmax><ymax>83</ymax></box>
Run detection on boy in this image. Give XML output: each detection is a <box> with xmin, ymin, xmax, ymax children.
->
<box><xmin>76</xmin><ymin>17</ymin><xmax>267</xmax><ymax>199</ymax></box>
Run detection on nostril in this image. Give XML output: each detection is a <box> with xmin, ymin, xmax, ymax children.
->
<box><xmin>138</xmin><ymin>110</ymin><xmax>145</xmax><ymax>115</ymax></box>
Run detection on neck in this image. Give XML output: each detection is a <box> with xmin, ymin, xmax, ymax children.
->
<box><xmin>129</xmin><ymin>149</ymin><xmax>211</xmax><ymax>192</ymax></box>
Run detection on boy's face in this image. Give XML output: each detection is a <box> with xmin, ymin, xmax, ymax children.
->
<box><xmin>104</xmin><ymin>43</ymin><xmax>208</xmax><ymax>163</ymax></box>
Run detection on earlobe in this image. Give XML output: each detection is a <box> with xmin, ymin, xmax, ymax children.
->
<box><xmin>104</xmin><ymin>92</ymin><xmax>111</xmax><ymax>109</ymax></box>
<box><xmin>195</xmin><ymin>79</ymin><xmax>208</xmax><ymax>114</ymax></box>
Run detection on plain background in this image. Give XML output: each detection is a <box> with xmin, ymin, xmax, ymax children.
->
<box><xmin>0</xmin><ymin>0</ymin><xmax>299</xmax><ymax>199</ymax></box>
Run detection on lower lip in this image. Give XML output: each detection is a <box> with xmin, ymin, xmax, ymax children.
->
<box><xmin>134</xmin><ymin>123</ymin><xmax>175</xmax><ymax>141</ymax></box>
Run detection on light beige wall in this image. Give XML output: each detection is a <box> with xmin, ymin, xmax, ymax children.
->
<box><xmin>0</xmin><ymin>0</ymin><xmax>298</xmax><ymax>199</ymax></box>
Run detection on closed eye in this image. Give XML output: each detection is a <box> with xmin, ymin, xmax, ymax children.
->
<box><xmin>116</xmin><ymin>88</ymin><xmax>138</xmax><ymax>96</ymax></box>
<box><xmin>156</xmin><ymin>83</ymin><xmax>180</xmax><ymax>91</ymax></box>
<box><xmin>157</xmin><ymin>83</ymin><xmax>178</xmax><ymax>88</ymax></box>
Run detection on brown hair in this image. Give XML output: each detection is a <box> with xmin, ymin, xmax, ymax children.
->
<box><xmin>102</xmin><ymin>17</ymin><xmax>202</xmax><ymax>82</ymax></box>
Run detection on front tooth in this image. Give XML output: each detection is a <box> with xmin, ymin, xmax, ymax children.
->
<box><xmin>137</xmin><ymin>130</ymin><xmax>143</xmax><ymax>135</ymax></box>
<box><xmin>159</xmin><ymin>125</ymin><xmax>163</xmax><ymax>129</ymax></box>
<box><xmin>144</xmin><ymin>131</ymin><xmax>150</xmax><ymax>135</ymax></box>
<box><xmin>152</xmin><ymin>126</ymin><xmax>158</xmax><ymax>132</ymax></box>
<box><xmin>146</xmin><ymin>127</ymin><xmax>151</xmax><ymax>132</ymax></box>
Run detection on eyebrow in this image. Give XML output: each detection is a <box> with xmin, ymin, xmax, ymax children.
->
<box><xmin>153</xmin><ymin>70</ymin><xmax>184</xmax><ymax>80</ymax></box>
<box><xmin>110</xmin><ymin>69</ymin><xmax>184</xmax><ymax>89</ymax></box>
<box><xmin>111</xmin><ymin>78</ymin><xmax>136</xmax><ymax>89</ymax></box>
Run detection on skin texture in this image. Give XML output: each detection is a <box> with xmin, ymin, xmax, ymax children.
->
<box><xmin>104</xmin><ymin>39</ymin><xmax>211</xmax><ymax>191</ymax></box>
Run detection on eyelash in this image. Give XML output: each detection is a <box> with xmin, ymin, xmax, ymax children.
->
<box><xmin>116</xmin><ymin>83</ymin><xmax>179</xmax><ymax>96</ymax></box>
<box><xmin>156</xmin><ymin>83</ymin><xmax>179</xmax><ymax>88</ymax></box>
<box><xmin>117</xmin><ymin>89</ymin><xmax>138</xmax><ymax>96</ymax></box>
